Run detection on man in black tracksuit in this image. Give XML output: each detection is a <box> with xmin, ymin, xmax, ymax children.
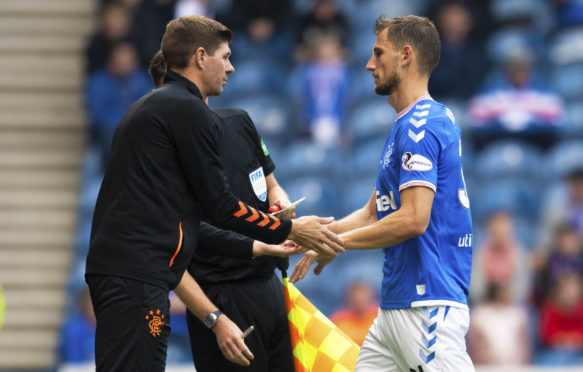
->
<box><xmin>85</xmin><ymin>15</ymin><xmax>343</xmax><ymax>372</ymax></box>
<box><xmin>187</xmin><ymin>108</ymin><xmax>295</xmax><ymax>372</ymax></box>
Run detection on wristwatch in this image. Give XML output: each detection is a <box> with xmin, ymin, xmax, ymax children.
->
<box><xmin>204</xmin><ymin>310</ymin><xmax>223</xmax><ymax>329</ymax></box>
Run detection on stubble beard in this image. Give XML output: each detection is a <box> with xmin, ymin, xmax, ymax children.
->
<box><xmin>375</xmin><ymin>69</ymin><xmax>400</xmax><ymax>96</ymax></box>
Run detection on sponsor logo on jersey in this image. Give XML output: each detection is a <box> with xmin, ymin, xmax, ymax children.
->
<box><xmin>376</xmin><ymin>190</ymin><xmax>397</xmax><ymax>212</ymax></box>
<box><xmin>402</xmin><ymin>152</ymin><xmax>433</xmax><ymax>171</ymax></box>
<box><xmin>260</xmin><ymin>139</ymin><xmax>269</xmax><ymax>156</ymax></box>
<box><xmin>458</xmin><ymin>233</ymin><xmax>472</xmax><ymax>247</ymax></box>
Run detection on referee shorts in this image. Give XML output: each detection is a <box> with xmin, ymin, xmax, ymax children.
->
<box><xmin>86</xmin><ymin>274</ymin><xmax>171</xmax><ymax>372</ymax></box>
<box><xmin>356</xmin><ymin>306</ymin><xmax>474</xmax><ymax>372</ymax></box>
<box><xmin>187</xmin><ymin>273</ymin><xmax>294</xmax><ymax>372</ymax></box>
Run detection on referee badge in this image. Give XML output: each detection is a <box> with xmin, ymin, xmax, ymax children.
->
<box><xmin>249</xmin><ymin>167</ymin><xmax>267</xmax><ymax>202</ymax></box>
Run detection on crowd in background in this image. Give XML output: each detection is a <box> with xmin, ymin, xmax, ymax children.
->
<box><xmin>60</xmin><ymin>0</ymin><xmax>583</xmax><ymax>367</ymax></box>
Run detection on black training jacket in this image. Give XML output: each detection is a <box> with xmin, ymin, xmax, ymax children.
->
<box><xmin>189</xmin><ymin>108</ymin><xmax>288</xmax><ymax>285</ymax></box>
<box><xmin>85</xmin><ymin>71</ymin><xmax>291</xmax><ymax>290</ymax></box>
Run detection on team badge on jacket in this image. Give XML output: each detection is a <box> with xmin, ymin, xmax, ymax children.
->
<box><xmin>145</xmin><ymin>309</ymin><xmax>165</xmax><ymax>337</ymax></box>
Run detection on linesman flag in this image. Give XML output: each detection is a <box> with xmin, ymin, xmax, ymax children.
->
<box><xmin>283</xmin><ymin>277</ymin><xmax>360</xmax><ymax>372</ymax></box>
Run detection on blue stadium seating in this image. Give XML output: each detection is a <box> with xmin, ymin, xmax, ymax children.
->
<box><xmin>276</xmin><ymin>141</ymin><xmax>344</xmax><ymax>182</ymax></box>
<box><xmin>551</xmin><ymin>63</ymin><xmax>583</xmax><ymax>100</ymax></box>
<box><xmin>546</xmin><ymin>140</ymin><xmax>583</xmax><ymax>178</ymax></box>
<box><xmin>560</xmin><ymin>101</ymin><xmax>583</xmax><ymax>138</ymax></box>
<box><xmin>220</xmin><ymin>60</ymin><xmax>289</xmax><ymax>96</ymax></box>
<box><xmin>342</xmin><ymin>177</ymin><xmax>377</xmax><ymax>216</ymax></box>
<box><xmin>227</xmin><ymin>93</ymin><xmax>294</xmax><ymax>148</ymax></box>
<box><xmin>549</xmin><ymin>27</ymin><xmax>583</xmax><ymax>66</ymax></box>
<box><xmin>471</xmin><ymin>179</ymin><xmax>540</xmax><ymax>218</ymax></box>
<box><xmin>346</xmin><ymin>100</ymin><xmax>395</xmax><ymax>145</ymax></box>
<box><xmin>475</xmin><ymin>140</ymin><xmax>543</xmax><ymax>182</ymax></box>
<box><xmin>486</xmin><ymin>27</ymin><xmax>547</xmax><ymax>66</ymax></box>
<box><xmin>348</xmin><ymin>138</ymin><xmax>387</xmax><ymax>178</ymax></box>
<box><xmin>281</xmin><ymin>176</ymin><xmax>343</xmax><ymax>217</ymax></box>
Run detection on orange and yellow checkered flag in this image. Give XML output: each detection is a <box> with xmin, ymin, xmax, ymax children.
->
<box><xmin>283</xmin><ymin>277</ymin><xmax>360</xmax><ymax>372</ymax></box>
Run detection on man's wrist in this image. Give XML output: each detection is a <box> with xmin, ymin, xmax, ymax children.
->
<box><xmin>205</xmin><ymin>310</ymin><xmax>223</xmax><ymax>329</ymax></box>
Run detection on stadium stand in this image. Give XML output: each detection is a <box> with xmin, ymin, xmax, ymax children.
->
<box><xmin>0</xmin><ymin>0</ymin><xmax>94</xmax><ymax>369</ymax></box>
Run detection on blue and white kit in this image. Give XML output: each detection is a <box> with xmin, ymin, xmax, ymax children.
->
<box><xmin>356</xmin><ymin>96</ymin><xmax>474</xmax><ymax>372</ymax></box>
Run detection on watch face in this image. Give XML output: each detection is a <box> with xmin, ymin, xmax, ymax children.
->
<box><xmin>205</xmin><ymin>313</ymin><xmax>217</xmax><ymax>328</ymax></box>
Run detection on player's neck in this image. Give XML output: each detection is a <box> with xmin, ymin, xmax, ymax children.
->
<box><xmin>389</xmin><ymin>77</ymin><xmax>430</xmax><ymax>115</ymax></box>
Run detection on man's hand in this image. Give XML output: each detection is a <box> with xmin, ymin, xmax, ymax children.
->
<box><xmin>270</xmin><ymin>199</ymin><xmax>296</xmax><ymax>219</ymax></box>
<box><xmin>212</xmin><ymin>315</ymin><xmax>254</xmax><ymax>366</ymax></box>
<box><xmin>252</xmin><ymin>240</ymin><xmax>306</xmax><ymax>258</ymax></box>
<box><xmin>290</xmin><ymin>251</ymin><xmax>334</xmax><ymax>283</ymax></box>
<box><xmin>288</xmin><ymin>216</ymin><xmax>344</xmax><ymax>256</ymax></box>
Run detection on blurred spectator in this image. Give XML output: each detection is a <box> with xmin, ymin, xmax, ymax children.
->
<box><xmin>471</xmin><ymin>212</ymin><xmax>530</xmax><ymax>302</ymax></box>
<box><xmin>468</xmin><ymin>282</ymin><xmax>531</xmax><ymax>365</ymax></box>
<box><xmin>469</xmin><ymin>50</ymin><xmax>564</xmax><ymax>145</ymax></box>
<box><xmin>166</xmin><ymin>291</ymin><xmax>192</xmax><ymax>364</ymax></box>
<box><xmin>85</xmin><ymin>41</ymin><xmax>152</xmax><ymax>168</ymax></box>
<box><xmin>294</xmin><ymin>0</ymin><xmax>349</xmax><ymax>63</ymax></box>
<box><xmin>532</xmin><ymin>224</ymin><xmax>583</xmax><ymax>307</ymax></box>
<box><xmin>59</xmin><ymin>290</ymin><xmax>96</xmax><ymax>364</ymax></box>
<box><xmin>174</xmin><ymin>0</ymin><xmax>214</xmax><ymax>18</ymax></box>
<box><xmin>293</xmin><ymin>34</ymin><xmax>350</xmax><ymax>147</ymax></box>
<box><xmin>429</xmin><ymin>1</ymin><xmax>487</xmax><ymax>100</ymax></box>
<box><xmin>86</xmin><ymin>1</ymin><xmax>132</xmax><ymax>73</ymax></box>
<box><xmin>330</xmin><ymin>281</ymin><xmax>378</xmax><ymax>346</ymax></box>
<box><xmin>539</xmin><ymin>273</ymin><xmax>583</xmax><ymax>364</ymax></box>
<box><xmin>216</xmin><ymin>0</ymin><xmax>293</xmax><ymax>64</ymax></box>
<box><xmin>130</xmin><ymin>0</ymin><xmax>176</xmax><ymax>68</ymax></box>
<box><xmin>538</xmin><ymin>167</ymin><xmax>583</xmax><ymax>253</ymax></box>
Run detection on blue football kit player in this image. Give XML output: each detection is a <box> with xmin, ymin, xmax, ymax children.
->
<box><xmin>291</xmin><ymin>15</ymin><xmax>474</xmax><ymax>371</ymax></box>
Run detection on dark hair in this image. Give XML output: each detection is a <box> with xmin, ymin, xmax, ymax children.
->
<box><xmin>374</xmin><ymin>15</ymin><xmax>441</xmax><ymax>76</ymax></box>
<box><xmin>149</xmin><ymin>50</ymin><xmax>166</xmax><ymax>87</ymax></box>
<box><xmin>161</xmin><ymin>15</ymin><xmax>232</xmax><ymax>70</ymax></box>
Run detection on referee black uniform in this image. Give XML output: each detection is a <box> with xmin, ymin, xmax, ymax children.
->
<box><xmin>85</xmin><ymin>71</ymin><xmax>291</xmax><ymax>372</ymax></box>
<box><xmin>187</xmin><ymin>108</ymin><xmax>294</xmax><ymax>372</ymax></box>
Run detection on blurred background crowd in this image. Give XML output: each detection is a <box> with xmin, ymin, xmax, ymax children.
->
<box><xmin>58</xmin><ymin>0</ymin><xmax>583</xmax><ymax>368</ymax></box>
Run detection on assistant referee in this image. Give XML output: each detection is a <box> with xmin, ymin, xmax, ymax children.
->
<box><xmin>85</xmin><ymin>15</ymin><xmax>343</xmax><ymax>372</ymax></box>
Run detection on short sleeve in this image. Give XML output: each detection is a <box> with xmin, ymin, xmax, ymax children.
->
<box><xmin>396</xmin><ymin>121</ymin><xmax>441</xmax><ymax>193</ymax></box>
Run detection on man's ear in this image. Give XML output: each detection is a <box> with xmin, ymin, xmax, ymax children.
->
<box><xmin>401</xmin><ymin>45</ymin><xmax>413</xmax><ymax>68</ymax></box>
<box><xmin>192</xmin><ymin>47</ymin><xmax>206</xmax><ymax>70</ymax></box>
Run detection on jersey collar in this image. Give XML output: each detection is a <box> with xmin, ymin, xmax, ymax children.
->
<box><xmin>395</xmin><ymin>95</ymin><xmax>433</xmax><ymax>121</ymax></box>
<box><xmin>164</xmin><ymin>70</ymin><xmax>203</xmax><ymax>99</ymax></box>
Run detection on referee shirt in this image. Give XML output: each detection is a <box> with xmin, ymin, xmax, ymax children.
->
<box><xmin>85</xmin><ymin>71</ymin><xmax>291</xmax><ymax>291</ymax></box>
<box><xmin>189</xmin><ymin>108</ymin><xmax>286</xmax><ymax>285</ymax></box>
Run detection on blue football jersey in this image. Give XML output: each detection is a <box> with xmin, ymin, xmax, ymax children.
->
<box><xmin>375</xmin><ymin>97</ymin><xmax>472</xmax><ymax>309</ymax></box>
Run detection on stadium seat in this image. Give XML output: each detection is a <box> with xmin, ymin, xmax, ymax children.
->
<box><xmin>346</xmin><ymin>100</ymin><xmax>395</xmax><ymax>145</ymax></box>
<box><xmin>227</xmin><ymin>93</ymin><xmax>293</xmax><ymax>148</ymax></box>
<box><xmin>551</xmin><ymin>63</ymin><xmax>583</xmax><ymax>100</ymax></box>
<box><xmin>549</xmin><ymin>27</ymin><xmax>583</xmax><ymax>66</ymax></box>
<box><xmin>220</xmin><ymin>60</ymin><xmax>289</xmax><ymax>97</ymax></box>
<box><xmin>276</xmin><ymin>141</ymin><xmax>344</xmax><ymax>182</ymax></box>
<box><xmin>280</xmin><ymin>176</ymin><xmax>343</xmax><ymax>218</ymax></box>
<box><xmin>546</xmin><ymin>140</ymin><xmax>583</xmax><ymax>178</ymax></box>
<box><xmin>475</xmin><ymin>140</ymin><xmax>543</xmax><ymax>182</ymax></box>
<box><xmin>342</xmin><ymin>178</ymin><xmax>377</xmax><ymax>216</ymax></box>
<box><xmin>348</xmin><ymin>138</ymin><xmax>387</xmax><ymax>178</ymax></box>
<box><xmin>471</xmin><ymin>179</ymin><xmax>540</xmax><ymax>219</ymax></box>
<box><xmin>560</xmin><ymin>101</ymin><xmax>583</xmax><ymax>138</ymax></box>
<box><xmin>486</xmin><ymin>27</ymin><xmax>547</xmax><ymax>66</ymax></box>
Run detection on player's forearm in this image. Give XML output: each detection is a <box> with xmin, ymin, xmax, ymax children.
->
<box><xmin>340</xmin><ymin>209</ymin><xmax>425</xmax><ymax>250</ymax></box>
<box><xmin>174</xmin><ymin>271</ymin><xmax>218</xmax><ymax>322</ymax></box>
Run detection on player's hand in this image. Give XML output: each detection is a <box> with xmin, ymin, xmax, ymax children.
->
<box><xmin>290</xmin><ymin>251</ymin><xmax>335</xmax><ymax>283</ymax></box>
<box><xmin>252</xmin><ymin>240</ymin><xmax>306</xmax><ymax>258</ymax></box>
<box><xmin>270</xmin><ymin>199</ymin><xmax>296</xmax><ymax>219</ymax></box>
<box><xmin>212</xmin><ymin>315</ymin><xmax>254</xmax><ymax>366</ymax></box>
<box><xmin>288</xmin><ymin>216</ymin><xmax>344</xmax><ymax>257</ymax></box>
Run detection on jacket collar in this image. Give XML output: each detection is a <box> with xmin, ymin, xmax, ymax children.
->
<box><xmin>164</xmin><ymin>70</ymin><xmax>203</xmax><ymax>99</ymax></box>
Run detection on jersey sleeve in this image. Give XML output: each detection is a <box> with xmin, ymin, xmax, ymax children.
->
<box><xmin>396</xmin><ymin>119</ymin><xmax>442</xmax><ymax>193</ymax></box>
<box><xmin>196</xmin><ymin>221</ymin><xmax>253</xmax><ymax>259</ymax></box>
<box><xmin>242</xmin><ymin>112</ymin><xmax>276</xmax><ymax>175</ymax></box>
<box><xmin>170</xmin><ymin>101</ymin><xmax>291</xmax><ymax>244</ymax></box>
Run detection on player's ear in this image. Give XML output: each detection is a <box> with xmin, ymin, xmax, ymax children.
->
<box><xmin>192</xmin><ymin>47</ymin><xmax>206</xmax><ymax>70</ymax></box>
<box><xmin>401</xmin><ymin>45</ymin><xmax>413</xmax><ymax>68</ymax></box>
